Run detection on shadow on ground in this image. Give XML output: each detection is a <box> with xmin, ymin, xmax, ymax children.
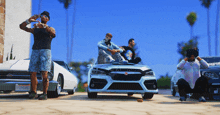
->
<box><xmin>58</xmin><ymin>93</ymin><xmax>152</xmax><ymax>102</ymax></box>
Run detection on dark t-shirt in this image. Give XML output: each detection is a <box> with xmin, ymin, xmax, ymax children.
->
<box><xmin>32</xmin><ymin>28</ymin><xmax>54</xmax><ymax>50</ymax></box>
<box><xmin>120</xmin><ymin>46</ymin><xmax>135</xmax><ymax>61</ymax></box>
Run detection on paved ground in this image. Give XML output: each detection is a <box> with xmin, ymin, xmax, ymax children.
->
<box><xmin>0</xmin><ymin>90</ymin><xmax>219</xmax><ymax>115</ymax></box>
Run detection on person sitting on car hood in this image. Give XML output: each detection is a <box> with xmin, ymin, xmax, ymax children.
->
<box><xmin>176</xmin><ymin>48</ymin><xmax>209</xmax><ymax>102</ymax></box>
<box><xmin>120</xmin><ymin>38</ymin><xmax>141</xmax><ymax>64</ymax></box>
<box><xmin>97</xmin><ymin>33</ymin><xmax>127</xmax><ymax>64</ymax></box>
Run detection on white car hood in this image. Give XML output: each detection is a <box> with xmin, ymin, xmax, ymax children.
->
<box><xmin>93</xmin><ymin>64</ymin><xmax>151</xmax><ymax>71</ymax></box>
<box><xmin>0</xmin><ymin>60</ymin><xmax>29</xmax><ymax>71</ymax></box>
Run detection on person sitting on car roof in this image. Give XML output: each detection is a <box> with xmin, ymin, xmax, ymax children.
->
<box><xmin>97</xmin><ymin>33</ymin><xmax>127</xmax><ymax>64</ymax></box>
<box><xmin>176</xmin><ymin>48</ymin><xmax>209</xmax><ymax>102</ymax></box>
<box><xmin>120</xmin><ymin>38</ymin><xmax>141</xmax><ymax>64</ymax></box>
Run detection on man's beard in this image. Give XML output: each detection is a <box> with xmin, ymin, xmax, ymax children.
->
<box><xmin>105</xmin><ymin>38</ymin><xmax>111</xmax><ymax>45</ymax></box>
<box><xmin>41</xmin><ymin>20</ymin><xmax>46</xmax><ymax>24</ymax></box>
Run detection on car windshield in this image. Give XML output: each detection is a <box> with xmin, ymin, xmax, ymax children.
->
<box><xmin>54</xmin><ymin>61</ymin><xmax>66</xmax><ymax>68</ymax></box>
<box><xmin>202</xmin><ymin>57</ymin><xmax>220</xmax><ymax>63</ymax></box>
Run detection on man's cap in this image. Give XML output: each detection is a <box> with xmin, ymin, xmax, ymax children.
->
<box><xmin>41</xmin><ymin>11</ymin><xmax>50</xmax><ymax>20</ymax></box>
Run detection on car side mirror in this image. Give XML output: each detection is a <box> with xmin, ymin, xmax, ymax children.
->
<box><xmin>87</xmin><ymin>64</ymin><xmax>92</xmax><ymax>68</ymax></box>
<box><xmin>69</xmin><ymin>67</ymin><xmax>73</xmax><ymax>70</ymax></box>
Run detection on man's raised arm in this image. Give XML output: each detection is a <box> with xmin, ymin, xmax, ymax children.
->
<box><xmin>19</xmin><ymin>14</ymin><xmax>40</xmax><ymax>33</ymax></box>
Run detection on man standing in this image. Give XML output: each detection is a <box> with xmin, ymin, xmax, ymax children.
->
<box><xmin>176</xmin><ymin>48</ymin><xmax>209</xmax><ymax>102</ymax></box>
<box><xmin>97</xmin><ymin>33</ymin><xmax>127</xmax><ymax>64</ymax></box>
<box><xmin>120</xmin><ymin>38</ymin><xmax>141</xmax><ymax>64</ymax></box>
<box><xmin>19</xmin><ymin>11</ymin><xmax>56</xmax><ymax>100</ymax></box>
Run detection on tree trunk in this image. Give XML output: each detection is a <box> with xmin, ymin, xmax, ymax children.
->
<box><xmin>208</xmin><ymin>8</ymin><xmax>211</xmax><ymax>56</ymax></box>
<box><xmin>66</xmin><ymin>9</ymin><xmax>69</xmax><ymax>63</ymax></box>
<box><xmin>215</xmin><ymin>0</ymin><xmax>220</xmax><ymax>56</ymax></box>
<box><xmin>38</xmin><ymin>0</ymin><xmax>42</xmax><ymax>14</ymax></box>
<box><xmin>191</xmin><ymin>26</ymin><xmax>193</xmax><ymax>39</ymax></box>
<box><xmin>70</xmin><ymin>0</ymin><xmax>76</xmax><ymax>62</ymax></box>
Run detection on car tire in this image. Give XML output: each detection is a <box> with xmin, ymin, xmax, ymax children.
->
<box><xmin>3</xmin><ymin>90</ymin><xmax>12</xmax><ymax>93</ymax></box>
<box><xmin>88</xmin><ymin>92</ymin><xmax>97</xmax><ymax>98</ymax></box>
<box><xmin>142</xmin><ymin>93</ymin><xmax>154</xmax><ymax>99</ymax></box>
<box><xmin>68</xmin><ymin>88</ymin><xmax>75</xmax><ymax>95</ymax></box>
<box><xmin>172</xmin><ymin>88</ymin><xmax>176</xmax><ymax>96</ymax></box>
<box><xmin>127</xmin><ymin>93</ymin><xmax>134</xmax><ymax>97</ymax></box>
<box><xmin>47</xmin><ymin>75</ymin><xmax>62</xmax><ymax>98</ymax></box>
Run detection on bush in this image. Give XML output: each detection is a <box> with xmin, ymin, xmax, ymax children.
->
<box><xmin>157</xmin><ymin>74</ymin><xmax>171</xmax><ymax>89</ymax></box>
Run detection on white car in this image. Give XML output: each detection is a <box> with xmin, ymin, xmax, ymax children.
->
<box><xmin>87</xmin><ymin>62</ymin><xmax>158</xmax><ymax>99</ymax></box>
<box><xmin>0</xmin><ymin>59</ymin><xmax>78</xmax><ymax>98</ymax></box>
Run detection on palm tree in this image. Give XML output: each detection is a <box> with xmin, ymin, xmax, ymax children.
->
<box><xmin>215</xmin><ymin>0</ymin><xmax>220</xmax><ymax>56</ymax></box>
<box><xmin>70</xmin><ymin>0</ymin><xmax>76</xmax><ymax>64</ymax></box>
<box><xmin>186</xmin><ymin>12</ymin><xmax>197</xmax><ymax>39</ymax></box>
<box><xmin>38</xmin><ymin>0</ymin><xmax>42</xmax><ymax>14</ymax></box>
<box><xmin>58</xmin><ymin>0</ymin><xmax>72</xmax><ymax>63</ymax></box>
<box><xmin>199</xmin><ymin>0</ymin><xmax>214</xmax><ymax>56</ymax></box>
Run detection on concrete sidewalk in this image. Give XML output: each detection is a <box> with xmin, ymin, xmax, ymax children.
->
<box><xmin>0</xmin><ymin>92</ymin><xmax>219</xmax><ymax>115</ymax></box>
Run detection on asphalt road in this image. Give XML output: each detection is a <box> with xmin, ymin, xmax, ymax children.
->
<box><xmin>0</xmin><ymin>90</ymin><xmax>219</xmax><ymax>115</ymax></box>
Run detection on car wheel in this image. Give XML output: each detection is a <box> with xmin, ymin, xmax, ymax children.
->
<box><xmin>172</xmin><ymin>88</ymin><xmax>176</xmax><ymax>96</ymax></box>
<box><xmin>68</xmin><ymin>88</ymin><xmax>75</xmax><ymax>95</ymax></box>
<box><xmin>142</xmin><ymin>93</ymin><xmax>154</xmax><ymax>99</ymax></box>
<box><xmin>88</xmin><ymin>92</ymin><xmax>97</xmax><ymax>98</ymax></box>
<box><xmin>127</xmin><ymin>93</ymin><xmax>134</xmax><ymax>97</ymax></box>
<box><xmin>3</xmin><ymin>90</ymin><xmax>12</xmax><ymax>93</ymax></box>
<box><xmin>48</xmin><ymin>75</ymin><xmax>62</xmax><ymax>98</ymax></box>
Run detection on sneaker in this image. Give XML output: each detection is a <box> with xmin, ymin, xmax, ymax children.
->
<box><xmin>38</xmin><ymin>93</ymin><xmax>47</xmax><ymax>100</ymax></box>
<box><xmin>179</xmin><ymin>96</ymin><xmax>186</xmax><ymax>101</ymax></box>
<box><xmin>29</xmin><ymin>91</ymin><xmax>38</xmax><ymax>99</ymax></box>
<box><xmin>198</xmin><ymin>96</ymin><xmax>206</xmax><ymax>102</ymax></box>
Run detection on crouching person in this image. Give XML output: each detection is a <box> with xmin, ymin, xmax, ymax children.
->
<box><xmin>177</xmin><ymin>48</ymin><xmax>209</xmax><ymax>102</ymax></box>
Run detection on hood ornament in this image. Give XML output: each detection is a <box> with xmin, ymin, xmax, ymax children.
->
<box><xmin>6</xmin><ymin>73</ymin><xmax>13</xmax><ymax>77</ymax></box>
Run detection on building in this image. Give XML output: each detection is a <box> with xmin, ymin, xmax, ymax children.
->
<box><xmin>0</xmin><ymin>0</ymin><xmax>31</xmax><ymax>63</ymax></box>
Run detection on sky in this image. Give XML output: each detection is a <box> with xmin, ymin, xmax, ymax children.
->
<box><xmin>31</xmin><ymin>0</ymin><xmax>220</xmax><ymax>79</ymax></box>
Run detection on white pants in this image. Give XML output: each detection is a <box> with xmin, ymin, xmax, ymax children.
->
<box><xmin>97</xmin><ymin>49</ymin><xmax>125</xmax><ymax>64</ymax></box>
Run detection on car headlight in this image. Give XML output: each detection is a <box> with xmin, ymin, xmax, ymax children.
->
<box><xmin>91</xmin><ymin>69</ymin><xmax>106</xmax><ymax>75</ymax></box>
<box><xmin>202</xmin><ymin>72</ymin><xmax>218</xmax><ymax>79</ymax></box>
<box><xmin>145</xmin><ymin>71</ymin><xmax>154</xmax><ymax>76</ymax></box>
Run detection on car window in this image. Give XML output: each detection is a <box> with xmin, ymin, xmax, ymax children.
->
<box><xmin>54</xmin><ymin>61</ymin><xmax>67</xmax><ymax>69</ymax></box>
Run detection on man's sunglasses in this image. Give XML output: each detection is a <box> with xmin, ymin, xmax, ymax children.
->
<box><xmin>40</xmin><ymin>15</ymin><xmax>48</xmax><ymax>18</ymax></box>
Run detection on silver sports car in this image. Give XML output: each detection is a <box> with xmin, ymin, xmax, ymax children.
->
<box><xmin>87</xmin><ymin>62</ymin><xmax>158</xmax><ymax>99</ymax></box>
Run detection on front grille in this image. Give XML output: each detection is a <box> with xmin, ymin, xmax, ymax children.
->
<box><xmin>108</xmin><ymin>83</ymin><xmax>143</xmax><ymax>90</ymax></box>
<box><xmin>0</xmin><ymin>71</ymin><xmax>42</xmax><ymax>80</ymax></box>
<box><xmin>111</xmin><ymin>69</ymin><xmax>141</xmax><ymax>72</ymax></box>
<box><xmin>144</xmin><ymin>80</ymin><xmax>157</xmax><ymax>90</ymax></box>
<box><xmin>90</xmin><ymin>78</ymin><xmax>108</xmax><ymax>89</ymax></box>
<box><xmin>0</xmin><ymin>71</ymin><xmax>31</xmax><ymax>79</ymax></box>
<box><xmin>111</xmin><ymin>74</ymin><xmax>142</xmax><ymax>81</ymax></box>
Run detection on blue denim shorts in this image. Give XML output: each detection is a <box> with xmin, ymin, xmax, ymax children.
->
<box><xmin>28</xmin><ymin>49</ymin><xmax>52</xmax><ymax>72</ymax></box>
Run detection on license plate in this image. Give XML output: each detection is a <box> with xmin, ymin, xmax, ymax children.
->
<box><xmin>214</xmin><ymin>89</ymin><xmax>219</xmax><ymax>94</ymax></box>
<box><xmin>15</xmin><ymin>84</ymin><xmax>30</xmax><ymax>91</ymax></box>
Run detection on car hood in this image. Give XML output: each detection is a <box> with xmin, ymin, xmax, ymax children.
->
<box><xmin>0</xmin><ymin>60</ymin><xmax>29</xmax><ymax>71</ymax></box>
<box><xmin>92</xmin><ymin>63</ymin><xmax>151</xmax><ymax>71</ymax></box>
<box><xmin>201</xmin><ymin>65</ymin><xmax>220</xmax><ymax>71</ymax></box>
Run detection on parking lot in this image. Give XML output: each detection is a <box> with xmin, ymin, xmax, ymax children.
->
<box><xmin>0</xmin><ymin>89</ymin><xmax>219</xmax><ymax>115</ymax></box>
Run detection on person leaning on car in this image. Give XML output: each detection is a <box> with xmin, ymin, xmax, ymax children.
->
<box><xmin>19</xmin><ymin>11</ymin><xmax>56</xmax><ymax>100</ymax></box>
<box><xmin>97</xmin><ymin>33</ymin><xmax>127</xmax><ymax>64</ymax></box>
<box><xmin>176</xmin><ymin>48</ymin><xmax>209</xmax><ymax>102</ymax></box>
<box><xmin>120</xmin><ymin>38</ymin><xmax>141</xmax><ymax>64</ymax></box>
